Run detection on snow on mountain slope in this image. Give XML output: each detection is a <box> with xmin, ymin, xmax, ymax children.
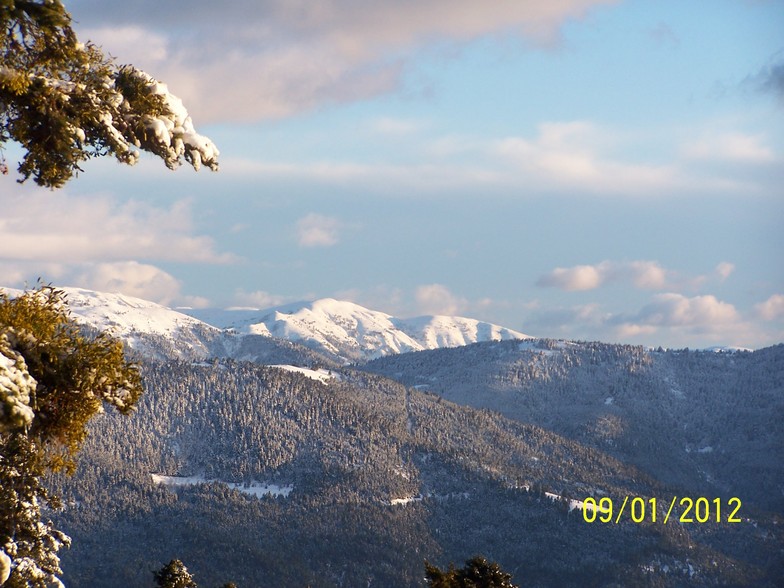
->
<box><xmin>394</xmin><ymin>315</ymin><xmax>528</xmax><ymax>350</ymax></box>
<box><xmin>222</xmin><ymin>298</ymin><xmax>531</xmax><ymax>362</ymax></box>
<box><xmin>1</xmin><ymin>288</ymin><xmax>530</xmax><ymax>363</ymax></box>
<box><xmin>57</xmin><ymin>288</ymin><xmax>215</xmax><ymax>338</ymax></box>
<box><xmin>1</xmin><ymin>287</ymin><xmax>224</xmax><ymax>359</ymax></box>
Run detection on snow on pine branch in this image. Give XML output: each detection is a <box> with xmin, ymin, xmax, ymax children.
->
<box><xmin>0</xmin><ymin>331</ymin><xmax>37</xmax><ymax>432</ymax></box>
<box><xmin>106</xmin><ymin>68</ymin><xmax>220</xmax><ymax>172</ymax></box>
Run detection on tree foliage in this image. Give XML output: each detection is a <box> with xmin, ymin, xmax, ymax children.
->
<box><xmin>0</xmin><ymin>285</ymin><xmax>142</xmax><ymax>468</ymax></box>
<box><xmin>425</xmin><ymin>556</ymin><xmax>520</xmax><ymax>588</ymax></box>
<box><xmin>0</xmin><ymin>285</ymin><xmax>143</xmax><ymax>586</ymax></box>
<box><xmin>152</xmin><ymin>559</ymin><xmax>238</xmax><ymax>588</ymax></box>
<box><xmin>0</xmin><ymin>0</ymin><xmax>218</xmax><ymax>188</ymax></box>
<box><xmin>153</xmin><ymin>559</ymin><xmax>198</xmax><ymax>588</ymax></box>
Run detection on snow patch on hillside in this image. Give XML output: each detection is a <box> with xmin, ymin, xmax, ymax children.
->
<box><xmin>270</xmin><ymin>365</ymin><xmax>336</xmax><ymax>383</ymax></box>
<box><xmin>151</xmin><ymin>474</ymin><xmax>293</xmax><ymax>498</ymax></box>
<box><xmin>545</xmin><ymin>491</ymin><xmax>608</xmax><ymax>514</ymax></box>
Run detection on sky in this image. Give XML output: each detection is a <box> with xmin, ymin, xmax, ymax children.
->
<box><xmin>1</xmin><ymin>0</ymin><xmax>783</xmax><ymax>349</ymax></box>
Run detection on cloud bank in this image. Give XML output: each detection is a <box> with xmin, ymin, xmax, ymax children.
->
<box><xmin>0</xmin><ymin>190</ymin><xmax>231</xmax><ymax>264</ymax></box>
<box><xmin>537</xmin><ymin>260</ymin><xmax>736</xmax><ymax>292</ymax></box>
<box><xmin>68</xmin><ymin>0</ymin><xmax>618</xmax><ymax>123</ymax></box>
<box><xmin>0</xmin><ymin>187</ymin><xmax>232</xmax><ymax>307</ymax></box>
<box><xmin>537</xmin><ymin>260</ymin><xmax>668</xmax><ymax>291</ymax></box>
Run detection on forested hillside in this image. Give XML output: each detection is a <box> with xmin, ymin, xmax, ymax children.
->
<box><xmin>49</xmin><ymin>358</ymin><xmax>783</xmax><ymax>587</ymax></box>
<box><xmin>364</xmin><ymin>340</ymin><xmax>784</xmax><ymax>513</ymax></box>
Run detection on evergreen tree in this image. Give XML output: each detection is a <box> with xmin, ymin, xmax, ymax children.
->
<box><xmin>153</xmin><ymin>559</ymin><xmax>198</xmax><ymax>588</ymax></box>
<box><xmin>1</xmin><ymin>0</ymin><xmax>218</xmax><ymax>188</ymax></box>
<box><xmin>0</xmin><ymin>285</ymin><xmax>143</xmax><ymax>586</ymax></box>
<box><xmin>425</xmin><ymin>556</ymin><xmax>520</xmax><ymax>588</ymax></box>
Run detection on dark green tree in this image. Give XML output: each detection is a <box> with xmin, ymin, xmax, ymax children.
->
<box><xmin>1</xmin><ymin>0</ymin><xmax>218</xmax><ymax>188</ymax></box>
<box><xmin>153</xmin><ymin>559</ymin><xmax>198</xmax><ymax>588</ymax></box>
<box><xmin>425</xmin><ymin>556</ymin><xmax>520</xmax><ymax>588</ymax></box>
<box><xmin>0</xmin><ymin>285</ymin><xmax>144</xmax><ymax>586</ymax></box>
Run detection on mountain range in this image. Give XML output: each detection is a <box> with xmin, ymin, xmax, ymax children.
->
<box><xmin>3</xmin><ymin>285</ymin><xmax>782</xmax><ymax>586</ymax></box>
<box><xmin>7</xmin><ymin>287</ymin><xmax>530</xmax><ymax>363</ymax></box>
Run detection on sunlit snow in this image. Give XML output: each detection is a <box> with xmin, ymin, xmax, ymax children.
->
<box><xmin>151</xmin><ymin>474</ymin><xmax>293</xmax><ymax>498</ymax></box>
<box><xmin>270</xmin><ymin>365</ymin><xmax>336</xmax><ymax>383</ymax></box>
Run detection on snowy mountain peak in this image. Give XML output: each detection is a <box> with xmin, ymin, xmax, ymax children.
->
<box><xmin>1</xmin><ymin>287</ymin><xmax>222</xmax><ymax>360</ymax></box>
<box><xmin>55</xmin><ymin>287</ymin><xmax>215</xmax><ymax>339</ymax></box>
<box><xmin>1</xmin><ymin>287</ymin><xmax>531</xmax><ymax>364</ymax></box>
<box><xmin>214</xmin><ymin>297</ymin><xmax>531</xmax><ymax>363</ymax></box>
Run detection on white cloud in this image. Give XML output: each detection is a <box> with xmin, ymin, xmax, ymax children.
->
<box><xmin>0</xmin><ymin>190</ymin><xmax>233</xmax><ymax>264</ymax></box>
<box><xmin>631</xmin><ymin>293</ymin><xmax>739</xmax><ymax>327</ymax></box>
<box><xmin>615</xmin><ymin>323</ymin><xmax>658</xmax><ymax>339</ymax></box>
<box><xmin>226</xmin><ymin>115</ymin><xmax>780</xmax><ymax>200</ymax></box>
<box><xmin>538</xmin><ymin>264</ymin><xmax>603</xmax><ymax>291</ymax></box>
<box><xmin>607</xmin><ymin>293</ymin><xmax>769</xmax><ymax>348</ymax></box>
<box><xmin>682</xmin><ymin>133</ymin><xmax>776</xmax><ymax>163</ymax></box>
<box><xmin>714</xmin><ymin>262</ymin><xmax>735</xmax><ymax>281</ymax></box>
<box><xmin>232</xmin><ymin>289</ymin><xmax>289</xmax><ymax>309</ymax></box>
<box><xmin>81</xmin><ymin>25</ymin><xmax>170</xmax><ymax>64</ymax></box>
<box><xmin>755</xmin><ymin>294</ymin><xmax>784</xmax><ymax>321</ymax></box>
<box><xmin>497</xmin><ymin>122</ymin><xmax>680</xmax><ymax>196</ymax></box>
<box><xmin>628</xmin><ymin>261</ymin><xmax>668</xmax><ymax>289</ymax></box>
<box><xmin>521</xmin><ymin>292</ymin><xmax>774</xmax><ymax>348</ymax></box>
<box><xmin>537</xmin><ymin>260</ymin><xmax>668</xmax><ymax>291</ymax></box>
<box><xmin>0</xmin><ymin>261</ymin><xmax>69</xmax><ymax>287</ymax></box>
<box><xmin>415</xmin><ymin>284</ymin><xmax>468</xmax><ymax>316</ymax></box>
<box><xmin>0</xmin><ymin>261</ymin><xmax>209</xmax><ymax>308</ymax></box>
<box><xmin>74</xmin><ymin>261</ymin><xmax>185</xmax><ymax>306</ymax></box>
<box><xmin>230</xmin><ymin>158</ymin><xmax>503</xmax><ymax>195</ymax></box>
<box><xmin>296</xmin><ymin>214</ymin><xmax>344</xmax><ymax>248</ymax></box>
<box><xmin>68</xmin><ymin>0</ymin><xmax>618</xmax><ymax>123</ymax></box>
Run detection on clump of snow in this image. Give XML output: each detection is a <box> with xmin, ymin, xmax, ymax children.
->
<box><xmin>545</xmin><ymin>491</ymin><xmax>609</xmax><ymax>514</ymax></box>
<box><xmin>0</xmin><ymin>549</ymin><xmax>10</xmax><ymax>585</ymax></box>
<box><xmin>131</xmin><ymin>70</ymin><xmax>219</xmax><ymax>172</ymax></box>
<box><xmin>0</xmin><ymin>331</ymin><xmax>37</xmax><ymax>431</ymax></box>
<box><xmin>390</xmin><ymin>496</ymin><xmax>423</xmax><ymax>506</ymax></box>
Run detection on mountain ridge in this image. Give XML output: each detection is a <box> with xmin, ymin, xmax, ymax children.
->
<box><xmin>203</xmin><ymin>296</ymin><xmax>531</xmax><ymax>362</ymax></box>
<box><xmin>2</xmin><ymin>286</ymin><xmax>531</xmax><ymax>363</ymax></box>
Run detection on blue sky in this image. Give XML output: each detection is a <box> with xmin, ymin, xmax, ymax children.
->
<box><xmin>2</xmin><ymin>0</ymin><xmax>783</xmax><ymax>349</ymax></box>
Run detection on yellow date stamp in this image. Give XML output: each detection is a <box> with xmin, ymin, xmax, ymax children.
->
<box><xmin>581</xmin><ymin>496</ymin><xmax>742</xmax><ymax>524</ymax></box>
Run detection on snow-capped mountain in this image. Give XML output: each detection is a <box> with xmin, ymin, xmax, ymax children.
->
<box><xmin>2</xmin><ymin>287</ymin><xmax>530</xmax><ymax>363</ymax></box>
<box><xmin>1</xmin><ymin>286</ymin><xmax>213</xmax><ymax>339</ymax></box>
<box><xmin>189</xmin><ymin>298</ymin><xmax>531</xmax><ymax>363</ymax></box>
<box><xmin>57</xmin><ymin>288</ymin><xmax>216</xmax><ymax>340</ymax></box>
<box><xmin>1</xmin><ymin>287</ymin><xmax>228</xmax><ymax>360</ymax></box>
